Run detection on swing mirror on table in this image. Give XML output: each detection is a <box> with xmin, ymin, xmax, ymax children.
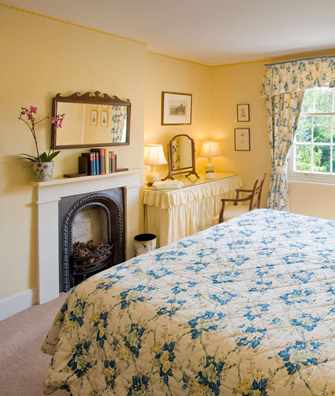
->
<box><xmin>165</xmin><ymin>134</ymin><xmax>199</xmax><ymax>179</ymax></box>
<box><xmin>51</xmin><ymin>91</ymin><xmax>131</xmax><ymax>149</ymax></box>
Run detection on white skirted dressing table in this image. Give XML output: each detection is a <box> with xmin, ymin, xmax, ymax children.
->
<box><xmin>143</xmin><ymin>173</ymin><xmax>241</xmax><ymax>246</ymax></box>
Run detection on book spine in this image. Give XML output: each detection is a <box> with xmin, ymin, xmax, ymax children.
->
<box><xmin>84</xmin><ymin>153</ymin><xmax>91</xmax><ymax>175</ymax></box>
<box><xmin>78</xmin><ymin>155</ymin><xmax>83</xmax><ymax>175</ymax></box>
<box><xmin>78</xmin><ymin>154</ymin><xmax>89</xmax><ymax>175</ymax></box>
<box><xmin>99</xmin><ymin>149</ymin><xmax>105</xmax><ymax>174</ymax></box>
<box><xmin>110</xmin><ymin>151</ymin><xmax>116</xmax><ymax>173</ymax></box>
<box><xmin>90</xmin><ymin>153</ymin><xmax>95</xmax><ymax>175</ymax></box>
<box><xmin>105</xmin><ymin>149</ymin><xmax>109</xmax><ymax>174</ymax></box>
<box><xmin>90</xmin><ymin>149</ymin><xmax>100</xmax><ymax>175</ymax></box>
<box><xmin>85</xmin><ymin>153</ymin><xmax>91</xmax><ymax>175</ymax></box>
<box><xmin>114</xmin><ymin>153</ymin><xmax>117</xmax><ymax>172</ymax></box>
<box><xmin>109</xmin><ymin>152</ymin><xmax>113</xmax><ymax>173</ymax></box>
<box><xmin>93</xmin><ymin>153</ymin><xmax>96</xmax><ymax>175</ymax></box>
<box><xmin>96</xmin><ymin>152</ymin><xmax>100</xmax><ymax>175</ymax></box>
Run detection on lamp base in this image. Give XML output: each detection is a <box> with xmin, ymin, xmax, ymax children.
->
<box><xmin>205</xmin><ymin>171</ymin><xmax>216</xmax><ymax>179</ymax></box>
<box><xmin>205</xmin><ymin>161</ymin><xmax>215</xmax><ymax>178</ymax></box>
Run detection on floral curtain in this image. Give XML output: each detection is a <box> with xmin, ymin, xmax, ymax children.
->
<box><xmin>266</xmin><ymin>91</ymin><xmax>304</xmax><ymax>209</ymax></box>
<box><xmin>264</xmin><ymin>57</ymin><xmax>335</xmax><ymax>210</ymax></box>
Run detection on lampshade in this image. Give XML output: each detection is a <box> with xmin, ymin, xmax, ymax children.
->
<box><xmin>144</xmin><ymin>144</ymin><xmax>167</xmax><ymax>166</ymax></box>
<box><xmin>200</xmin><ymin>141</ymin><xmax>222</xmax><ymax>158</ymax></box>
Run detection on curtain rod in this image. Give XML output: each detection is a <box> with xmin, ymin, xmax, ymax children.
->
<box><xmin>265</xmin><ymin>54</ymin><xmax>335</xmax><ymax>67</ymax></box>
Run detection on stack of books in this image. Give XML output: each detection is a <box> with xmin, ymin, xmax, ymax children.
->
<box><xmin>78</xmin><ymin>149</ymin><xmax>118</xmax><ymax>176</ymax></box>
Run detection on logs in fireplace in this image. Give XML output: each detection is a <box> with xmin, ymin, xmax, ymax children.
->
<box><xmin>71</xmin><ymin>240</ymin><xmax>114</xmax><ymax>284</ymax></box>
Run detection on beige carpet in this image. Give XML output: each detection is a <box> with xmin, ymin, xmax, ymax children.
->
<box><xmin>0</xmin><ymin>294</ymin><xmax>68</xmax><ymax>396</ymax></box>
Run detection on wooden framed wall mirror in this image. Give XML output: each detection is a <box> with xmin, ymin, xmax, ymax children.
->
<box><xmin>51</xmin><ymin>91</ymin><xmax>131</xmax><ymax>149</ymax></box>
<box><xmin>165</xmin><ymin>134</ymin><xmax>199</xmax><ymax>179</ymax></box>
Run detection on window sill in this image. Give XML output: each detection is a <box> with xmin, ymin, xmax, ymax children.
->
<box><xmin>289</xmin><ymin>172</ymin><xmax>335</xmax><ymax>186</ymax></box>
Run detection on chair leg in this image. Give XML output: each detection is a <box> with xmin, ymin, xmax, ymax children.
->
<box><xmin>219</xmin><ymin>202</ymin><xmax>225</xmax><ymax>223</ymax></box>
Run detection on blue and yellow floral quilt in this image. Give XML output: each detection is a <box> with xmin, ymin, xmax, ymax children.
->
<box><xmin>42</xmin><ymin>209</ymin><xmax>335</xmax><ymax>395</ymax></box>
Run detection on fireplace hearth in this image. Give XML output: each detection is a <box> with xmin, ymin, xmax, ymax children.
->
<box><xmin>59</xmin><ymin>188</ymin><xmax>125</xmax><ymax>291</ymax></box>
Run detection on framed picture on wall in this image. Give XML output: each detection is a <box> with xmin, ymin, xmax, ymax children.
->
<box><xmin>90</xmin><ymin>109</ymin><xmax>98</xmax><ymax>126</ymax></box>
<box><xmin>161</xmin><ymin>91</ymin><xmax>192</xmax><ymax>125</ymax></box>
<box><xmin>237</xmin><ymin>104</ymin><xmax>250</xmax><ymax>122</ymax></box>
<box><xmin>100</xmin><ymin>110</ymin><xmax>109</xmax><ymax>127</ymax></box>
<box><xmin>234</xmin><ymin>128</ymin><xmax>251</xmax><ymax>151</ymax></box>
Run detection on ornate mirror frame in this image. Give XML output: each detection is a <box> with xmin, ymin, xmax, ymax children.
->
<box><xmin>51</xmin><ymin>91</ymin><xmax>131</xmax><ymax>149</ymax></box>
<box><xmin>165</xmin><ymin>134</ymin><xmax>199</xmax><ymax>180</ymax></box>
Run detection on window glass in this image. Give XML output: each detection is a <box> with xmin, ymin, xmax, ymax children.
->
<box><xmin>293</xmin><ymin>88</ymin><xmax>335</xmax><ymax>176</ymax></box>
<box><xmin>313</xmin><ymin>145</ymin><xmax>330</xmax><ymax>172</ymax></box>
<box><xmin>313</xmin><ymin>116</ymin><xmax>331</xmax><ymax>143</ymax></box>
<box><xmin>295</xmin><ymin>145</ymin><xmax>312</xmax><ymax>171</ymax></box>
<box><xmin>295</xmin><ymin>116</ymin><xmax>312</xmax><ymax>142</ymax></box>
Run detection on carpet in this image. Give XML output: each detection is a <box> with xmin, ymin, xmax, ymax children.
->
<box><xmin>0</xmin><ymin>294</ymin><xmax>68</xmax><ymax>396</ymax></box>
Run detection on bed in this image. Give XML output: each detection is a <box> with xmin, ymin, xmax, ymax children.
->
<box><xmin>42</xmin><ymin>209</ymin><xmax>335</xmax><ymax>395</ymax></box>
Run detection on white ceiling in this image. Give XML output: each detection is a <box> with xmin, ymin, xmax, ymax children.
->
<box><xmin>5</xmin><ymin>0</ymin><xmax>335</xmax><ymax>65</ymax></box>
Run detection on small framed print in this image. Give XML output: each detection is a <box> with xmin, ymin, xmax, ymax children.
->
<box><xmin>161</xmin><ymin>91</ymin><xmax>192</xmax><ymax>125</ymax></box>
<box><xmin>90</xmin><ymin>109</ymin><xmax>98</xmax><ymax>126</ymax></box>
<box><xmin>234</xmin><ymin>128</ymin><xmax>251</xmax><ymax>151</ymax></box>
<box><xmin>100</xmin><ymin>110</ymin><xmax>109</xmax><ymax>127</ymax></box>
<box><xmin>237</xmin><ymin>104</ymin><xmax>250</xmax><ymax>122</ymax></box>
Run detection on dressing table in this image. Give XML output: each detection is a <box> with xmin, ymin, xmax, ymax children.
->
<box><xmin>144</xmin><ymin>135</ymin><xmax>241</xmax><ymax>246</ymax></box>
<box><xmin>144</xmin><ymin>172</ymin><xmax>241</xmax><ymax>247</ymax></box>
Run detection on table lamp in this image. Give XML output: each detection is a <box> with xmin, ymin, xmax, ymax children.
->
<box><xmin>200</xmin><ymin>141</ymin><xmax>222</xmax><ymax>178</ymax></box>
<box><xmin>144</xmin><ymin>144</ymin><xmax>167</xmax><ymax>185</ymax></box>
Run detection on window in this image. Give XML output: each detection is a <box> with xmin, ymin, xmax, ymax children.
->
<box><xmin>291</xmin><ymin>87</ymin><xmax>335</xmax><ymax>183</ymax></box>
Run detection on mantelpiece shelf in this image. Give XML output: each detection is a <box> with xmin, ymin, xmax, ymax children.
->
<box><xmin>33</xmin><ymin>168</ymin><xmax>142</xmax><ymax>188</ymax></box>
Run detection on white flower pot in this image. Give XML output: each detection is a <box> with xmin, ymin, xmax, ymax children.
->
<box><xmin>32</xmin><ymin>161</ymin><xmax>54</xmax><ymax>181</ymax></box>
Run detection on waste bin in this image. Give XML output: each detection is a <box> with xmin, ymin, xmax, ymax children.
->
<box><xmin>134</xmin><ymin>233</ymin><xmax>157</xmax><ymax>256</ymax></box>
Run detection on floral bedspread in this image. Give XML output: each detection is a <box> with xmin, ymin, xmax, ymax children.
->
<box><xmin>42</xmin><ymin>209</ymin><xmax>335</xmax><ymax>395</ymax></box>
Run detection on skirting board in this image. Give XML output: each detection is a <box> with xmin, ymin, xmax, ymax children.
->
<box><xmin>0</xmin><ymin>289</ymin><xmax>36</xmax><ymax>321</ymax></box>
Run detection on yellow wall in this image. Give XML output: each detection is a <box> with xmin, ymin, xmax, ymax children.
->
<box><xmin>211</xmin><ymin>63</ymin><xmax>271</xmax><ymax>201</ymax></box>
<box><xmin>144</xmin><ymin>52</ymin><xmax>215</xmax><ymax>175</ymax></box>
<box><xmin>0</xmin><ymin>5</ymin><xmax>146</xmax><ymax>299</ymax></box>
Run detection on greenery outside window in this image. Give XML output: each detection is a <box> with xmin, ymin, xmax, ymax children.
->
<box><xmin>290</xmin><ymin>87</ymin><xmax>335</xmax><ymax>183</ymax></box>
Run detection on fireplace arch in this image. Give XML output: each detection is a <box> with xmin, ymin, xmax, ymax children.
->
<box><xmin>59</xmin><ymin>188</ymin><xmax>125</xmax><ymax>291</ymax></box>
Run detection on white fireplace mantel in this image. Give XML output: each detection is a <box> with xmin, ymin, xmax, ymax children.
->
<box><xmin>34</xmin><ymin>169</ymin><xmax>143</xmax><ymax>304</ymax></box>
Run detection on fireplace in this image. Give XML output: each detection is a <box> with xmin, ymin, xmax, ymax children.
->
<box><xmin>35</xmin><ymin>170</ymin><xmax>141</xmax><ymax>304</ymax></box>
<box><xmin>59</xmin><ymin>188</ymin><xmax>125</xmax><ymax>291</ymax></box>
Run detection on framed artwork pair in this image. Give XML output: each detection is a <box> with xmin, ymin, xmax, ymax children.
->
<box><xmin>90</xmin><ymin>109</ymin><xmax>109</xmax><ymax>127</ymax></box>
<box><xmin>235</xmin><ymin>104</ymin><xmax>251</xmax><ymax>151</ymax></box>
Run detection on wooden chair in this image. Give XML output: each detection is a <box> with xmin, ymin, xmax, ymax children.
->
<box><xmin>218</xmin><ymin>174</ymin><xmax>266</xmax><ymax>223</ymax></box>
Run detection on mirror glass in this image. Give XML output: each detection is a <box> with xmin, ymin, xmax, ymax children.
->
<box><xmin>165</xmin><ymin>134</ymin><xmax>198</xmax><ymax>179</ymax></box>
<box><xmin>171</xmin><ymin>135</ymin><xmax>193</xmax><ymax>170</ymax></box>
<box><xmin>51</xmin><ymin>92</ymin><xmax>130</xmax><ymax>149</ymax></box>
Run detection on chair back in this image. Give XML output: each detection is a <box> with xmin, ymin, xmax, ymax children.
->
<box><xmin>250</xmin><ymin>173</ymin><xmax>266</xmax><ymax>210</ymax></box>
<box><xmin>248</xmin><ymin>178</ymin><xmax>260</xmax><ymax>210</ymax></box>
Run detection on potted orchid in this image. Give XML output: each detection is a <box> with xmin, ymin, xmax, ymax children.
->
<box><xmin>18</xmin><ymin>105</ymin><xmax>65</xmax><ymax>181</ymax></box>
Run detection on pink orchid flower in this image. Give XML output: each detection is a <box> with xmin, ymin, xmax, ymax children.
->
<box><xmin>51</xmin><ymin>114</ymin><xmax>65</xmax><ymax>128</ymax></box>
<box><xmin>18</xmin><ymin>105</ymin><xmax>65</xmax><ymax>161</ymax></box>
